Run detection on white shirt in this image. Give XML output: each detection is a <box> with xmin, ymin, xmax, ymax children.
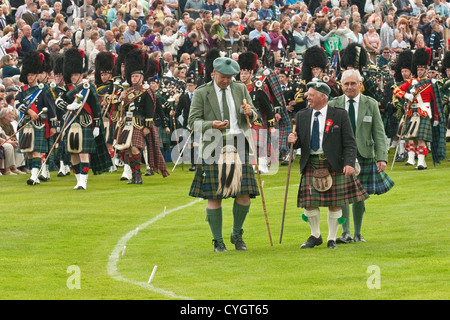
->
<box><xmin>213</xmin><ymin>81</ymin><xmax>242</xmax><ymax>135</ymax></box>
<box><xmin>345</xmin><ymin>94</ymin><xmax>360</xmax><ymax>125</ymax></box>
<box><xmin>310</xmin><ymin>105</ymin><xmax>328</xmax><ymax>154</ymax></box>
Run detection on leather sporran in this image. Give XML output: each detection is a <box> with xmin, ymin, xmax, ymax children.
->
<box><xmin>404</xmin><ymin>115</ymin><xmax>420</xmax><ymax>139</ymax></box>
<box><xmin>114</xmin><ymin>123</ymin><xmax>133</xmax><ymax>151</ymax></box>
<box><xmin>19</xmin><ymin>126</ymin><xmax>35</xmax><ymax>153</ymax></box>
<box><xmin>312</xmin><ymin>168</ymin><xmax>332</xmax><ymax>192</ymax></box>
<box><xmin>67</xmin><ymin>123</ymin><xmax>83</xmax><ymax>153</ymax></box>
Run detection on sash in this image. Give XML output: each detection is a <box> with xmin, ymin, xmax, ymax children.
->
<box><xmin>22</xmin><ymin>85</ymin><xmax>50</xmax><ymax>138</ymax></box>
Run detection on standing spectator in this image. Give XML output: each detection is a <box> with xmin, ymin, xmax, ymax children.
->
<box><xmin>161</xmin><ymin>27</ymin><xmax>184</xmax><ymax>58</ymax></box>
<box><xmin>19</xmin><ymin>24</ymin><xmax>38</xmax><ymax>57</ymax></box>
<box><xmin>304</xmin><ymin>22</ymin><xmax>335</xmax><ymax>49</ymax></box>
<box><xmin>185</xmin><ymin>0</ymin><xmax>205</xmax><ymax>20</ymax></box>
<box><xmin>380</xmin><ymin>14</ymin><xmax>395</xmax><ymax>51</ymax></box>
<box><xmin>79</xmin><ymin>0</ymin><xmax>95</xmax><ymax>19</ymax></box>
<box><xmin>249</xmin><ymin>19</ymin><xmax>272</xmax><ymax>45</ymax></box>
<box><xmin>107</xmin><ymin>1</ymin><xmax>121</xmax><ymax>25</ymax></box>
<box><xmin>339</xmin><ymin>0</ymin><xmax>351</xmax><ymax>19</ymax></box>
<box><xmin>281</xmin><ymin>18</ymin><xmax>295</xmax><ymax>54</ymax></box>
<box><xmin>220</xmin><ymin>21</ymin><xmax>245</xmax><ymax>54</ymax></box>
<box><xmin>257</xmin><ymin>0</ymin><xmax>274</xmax><ymax>21</ymax></box>
<box><xmin>430</xmin><ymin>0</ymin><xmax>449</xmax><ymax>17</ymax></box>
<box><xmin>21</xmin><ymin>2</ymin><xmax>39</xmax><ymax>27</ymax></box>
<box><xmin>88</xmin><ymin>39</ymin><xmax>105</xmax><ymax>71</ymax></box>
<box><xmin>411</xmin><ymin>0</ymin><xmax>427</xmax><ymax>16</ymax></box>
<box><xmin>428</xmin><ymin>20</ymin><xmax>444</xmax><ymax>52</ymax></box>
<box><xmin>15</xmin><ymin>0</ymin><xmax>33</xmax><ymax>21</ymax></box>
<box><xmin>334</xmin><ymin>17</ymin><xmax>351</xmax><ymax>50</ymax></box>
<box><xmin>394</xmin><ymin>0</ymin><xmax>412</xmax><ymax>16</ymax></box>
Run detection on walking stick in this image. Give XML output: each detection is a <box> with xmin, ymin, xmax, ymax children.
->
<box><xmin>280</xmin><ymin>119</ymin><xmax>296</xmax><ymax>244</ymax></box>
<box><xmin>244</xmin><ymin>99</ymin><xmax>273</xmax><ymax>246</ymax></box>
<box><xmin>172</xmin><ymin>130</ymin><xmax>193</xmax><ymax>172</ymax></box>
<box><xmin>0</xmin><ymin>108</ymin><xmax>47</xmax><ymax>148</ymax></box>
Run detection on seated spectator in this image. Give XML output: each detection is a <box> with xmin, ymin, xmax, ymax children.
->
<box><xmin>0</xmin><ymin>54</ymin><xmax>21</xmax><ymax>79</ymax></box>
<box><xmin>391</xmin><ymin>31</ymin><xmax>408</xmax><ymax>55</ymax></box>
<box><xmin>0</xmin><ymin>108</ymin><xmax>26</xmax><ymax>175</ymax></box>
<box><xmin>2</xmin><ymin>26</ymin><xmax>22</xmax><ymax>57</ymax></box>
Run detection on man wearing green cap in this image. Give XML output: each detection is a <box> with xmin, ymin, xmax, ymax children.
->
<box><xmin>288</xmin><ymin>80</ymin><xmax>369</xmax><ymax>249</ymax></box>
<box><xmin>188</xmin><ymin>57</ymin><xmax>260</xmax><ymax>252</ymax></box>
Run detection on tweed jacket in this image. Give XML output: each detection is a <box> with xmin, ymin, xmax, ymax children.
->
<box><xmin>328</xmin><ymin>94</ymin><xmax>388</xmax><ymax>163</ymax></box>
<box><xmin>188</xmin><ymin>80</ymin><xmax>258</xmax><ymax>158</ymax></box>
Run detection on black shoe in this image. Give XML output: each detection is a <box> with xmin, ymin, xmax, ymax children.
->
<box><xmin>189</xmin><ymin>165</ymin><xmax>196</xmax><ymax>172</ymax></box>
<box><xmin>327</xmin><ymin>240</ymin><xmax>337</xmax><ymax>249</ymax></box>
<box><xmin>354</xmin><ymin>234</ymin><xmax>366</xmax><ymax>242</ymax></box>
<box><xmin>230</xmin><ymin>230</ymin><xmax>247</xmax><ymax>251</ymax></box>
<box><xmin>213</xmin><ymin>240</ymin><xmax>227</xmax><ymax>252</ymax></box>
<box><xmin>300</xmin><ymin>235</ymin><xmax>323</xmax><ymax>249</ymax></box>
<box><xmin>417</xmin><ymin>165</ymin><xmax>427</xmax><ymax>170</ymax></box>
<box><xmin>145</xmin><ymin>169</ymin><xmax>154</xmax><ymax>176</ymax></box>
<box><xmin>128</xmin><ymin>173</ymin><xmax>143</xmax><ymax>184</ymax></box>
<box><xmin>57</xmin><ymin>172</ymin><xmax>65</xmax><ymax>177</ymax></box>
<box><xmin>336</xmin><ymin>232</ymin><xmax>354</xmax><ymax>244</ymax></box>
<box><xmin>395</xmin><ymin>153</ymin><xmax>406</xmax><ymax>162</ymax></box>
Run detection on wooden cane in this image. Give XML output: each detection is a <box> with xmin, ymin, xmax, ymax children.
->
<box><xmin>244</xmin><ymin>99</ymin><xmax>273</xmax><ymax>246</ymax></box>
<box><xmin>280</xmin><ymin>119</ymin><xmax>296</xmax><ymax>244</ymax></box>
<box><xmin>0</xmin><ymin>108</ymin><xmax>47</xmax><ymax>148</ymax></box>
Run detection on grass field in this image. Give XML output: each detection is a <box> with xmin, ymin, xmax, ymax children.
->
<box><xmin>1</xmin><ymin>146</ymin><xmax>449</xmax><ymax>301</ymax></box>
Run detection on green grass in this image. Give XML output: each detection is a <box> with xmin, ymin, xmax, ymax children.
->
<box><xmin>1</xmin><ymin>146</ymin><xmax>449</xmax><ymax>300</ymax></box>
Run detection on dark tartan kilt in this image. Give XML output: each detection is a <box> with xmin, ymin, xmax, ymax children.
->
<box><xmin>65</xmin><ymin>123</ymin><xmax>96</xmax><ymax>154</ymax></box>
<box><xmin>158</xmin><ymin>126</ymin><xmax>171</xmax><ymax>148</ymax></box>
<box><xmin>357</xmin><ymin>156</ymin><xmax>394</xmax><ymax>195</ymax></box>
<box><xmin>131</xmin><ymin>127</ymin><xmax>146</xmax><ymax>150</ymax></box>
<box><xmin>404</xmin><ymin>109</ymin><xmax>432</xmax><ymax>142</ymax></box>
<box><xmin>297</xmin><ymin>156</ymin><xmax>369</xmax><ymax>208</ymax></box>
<box><xmin>189</xmin><ymin>160</ymin><xmax>260</xmax><ymax>200</ymax></box>
<box><xmin>31</xmin><ymin>125</ymin><xmax>49</xmax><ymax>154</ymax></box>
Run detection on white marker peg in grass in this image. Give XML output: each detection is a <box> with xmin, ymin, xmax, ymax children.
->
<box><xmin>148</xmin><ymin>265</ymin><xmax>158</xmax><ymax>284</ymax></box>
<box><xmin>121</xmin><ymin>246</ymin><xmax>126</xmax><ymax>256</ymax></box>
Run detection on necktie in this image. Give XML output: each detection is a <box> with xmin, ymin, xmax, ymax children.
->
<box><xmin>222</xmin><ymin>88</ymin><xmax>230</xmax><ymax>122</ymax></box>
<box><xmin>311</xmin><ymin>111</ymin><xmax>321</xmax><ymax>152</ymax></box>
<box><xmin>0</xmin><ymin>18</ymin><xmax>5</xmax><ymax>29</ymax></box>
<box><xmin>348</xmin><ymin>99</ymin><xmax>356</xmax><ymax>133</ymax></box>
<box><xmin>189</xmin><ymin>93</ymin><xmax>193</xmax><ymax>101</ymax></box>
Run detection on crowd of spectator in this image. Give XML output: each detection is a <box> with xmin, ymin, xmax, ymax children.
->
<box><xmin>1</xmin><ymin>0</ymin><xmax>449</xmax><ymax>175</ymax></box>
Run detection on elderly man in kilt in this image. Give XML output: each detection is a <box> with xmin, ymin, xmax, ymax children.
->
<box><xmin>393</xmin><ymin>48</ymin><xmax>447</xmax><ymax>169</ymax></box>
<box><xmin>288</xmin><ymin>80</ymin><xmax>369</xmax><ymax>249</ymax></box>
<box><xmin>55</xmin><ymin>48</ymin><xmax>112</xmax><ymax>190</ymax></box>
<box><xmin>16</xmin><ymin>50</ymin><xmax>57</xmax><ymax>185</ymax></box>
<box><xmin>329</xmin><ymin>69</ymin><xmax>394</xmax><ymax>244</ymax></box>
<box><xmin>188</xmin><ymin>57</ymin><xmax>260</xmax><ymax>252</ymax></box>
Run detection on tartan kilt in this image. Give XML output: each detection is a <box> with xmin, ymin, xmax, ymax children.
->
<box><xmin>357</xmin><ymin>156</ymin><xmax>394</xmax><ymax>195</ymax></box>
<box><xmin>131</xmin><ymin>127</ymin><xmax>146</xmax><ymax>150</ymax></box>
<box><xmin>189</xmin><ymin>161</ymin><xmax>260</xmax><ymax>200</ymax></box>
<box><xmin>157</xmin><ymin>126</ymin><xmax>171</xmax><ymax>149</ymax></box>
<box><xmin>404</xmin><ymin>110</ymin><xmax>432</xmax><ymax>142</ymax></box>
<box><xmin>64</xmin><ymin>123</ymin><xmax>97</xmax><ymax>154</ymax></box>
<box><xmin>30</xmin><ymin>126</ymin><xmax>49</xmax><ymax>154</ymax></box>
<box><xmin>297</xmin><ymin>156</ymin><xmax>369</xmax><ymax>208</ymax></box>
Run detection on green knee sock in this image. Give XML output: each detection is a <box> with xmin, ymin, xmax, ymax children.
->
<box><xmin>341</xmin><ymin>204</ymin><xmax>351</xmax><ymax>234</ymax></box>
<box><xmin>232</xmin><ymin>201</ymin><xmax>250</xmax><ymax>236</ymax></box>
<box><xmin>352</xmin><ymin>201</ymin><xmax>365</xmax><ymax>236</ymax></box>
<box><xmin>206</xmin><ymin>207</ymin><xmax>223</xmax><ymax>242</ymax></box>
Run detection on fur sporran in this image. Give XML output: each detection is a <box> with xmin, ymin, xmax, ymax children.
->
<box><xmin>217</xmin><ymin>145</ymin><xmax>242</xmax><ymax>198</ymax></box>
<box><xmin>19</xmin><ymin>126</ymin><xmax>35</xmax><ymax>153</ymax></box>
<box><xmin>312</xmin><ymin>168</ymin><xmax>332</xmax><ymax>192</ymax></box>
<box><xmin>67</xmin><ymin>123</ymin><xmax>83</xmax><ymax>153</ymax></box>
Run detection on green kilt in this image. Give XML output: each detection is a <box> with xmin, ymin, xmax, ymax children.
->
<box><xmin>31</xmin><ymin>125</ymin><xmax>49</xmax><ymax>154</ymax></box>
<box><xmin>297</xmin><ymin>155</ymin><xmax>369</xmax><ymax>208</ymax></box>
<box><xmin>357</xmin><ymin>156</ymin><xmax>394</xmax><ymax>195</ymax></box>
<box><xmin>189</xmin><ymin>161</ymin><xmax>260</xmax><ymax>200</ymax></box>
<box><xmin>404</xmin><ymin>108</ymin><xmax>432</xmax><ymax>142</ymax></box>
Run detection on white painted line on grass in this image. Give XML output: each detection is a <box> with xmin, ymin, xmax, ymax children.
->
<box><xmin>107</xmin><ymin>198</ymin><xmax>202</xmax><ymax>300</ymax></box>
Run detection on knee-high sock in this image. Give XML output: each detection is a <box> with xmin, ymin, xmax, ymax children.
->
<box><xmin>232</xmin><ymin>201</ymin><xmax>249</xmax><ymax>236</ymax></box>
<box><xmin>328</xmin><ymin>209</ymin><xmax>342</xmax><ymax>242</ymax></box>
<box><xmin>80</xmin><ymin>162</ymin><xmax>90</xmax><ymax>175</ymax></box>
<box><xmin>304</xmin><ymin>208</ymin><xmax>320</xmax><ymax>238</ymax></box>
<box><xmin>32</xmin><ymin>157</ymin><xmax>41</xmax><ymax>169</ymax></box>
<box><xmin>352</xmin><ymin>201</ymin><xmax>365</xmax><ymax>237</ymax></box>
<box><xmin>340</xmin><ymin>204</ymin><xmax>351</xmax><ymax>234</ymax></box>
<box><xmin>206</xmin><ymin>207</ymin><xmax>223</xmax><ymax>242</ymax></box>
<box><xmin>72</xmin><ymin>162</ymin><xmax>81</xmax><ymax>174</ymax></box>
<box><xmin>129</xmin><ymin>154</ymin><xmax>141</xmax><ymax>173</ymax></box>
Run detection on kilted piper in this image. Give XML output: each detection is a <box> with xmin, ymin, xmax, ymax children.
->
<box><xmin>329</xmin><ymin>69</ymin><xmax>394</xmax><ymax>244</ymax></box>
<box><xmin>188</xmin><ymin>57</ymin><xmax>260</xmax><ymax>252</ymax></box>
<box><xmin>393</xmin><ymin>48</ymin><xmax>447</xmax><ymax>169</ymax></box>
<box><xmin>56</xmin><ymin>48</ymin><xmax>112</xmax><ymax>190</ymax></box>
<box><xmin>16</xmin><ymin>50</ymin><xmax>58</xmax><ymax>185</ymax></box>
<box><xmin>118</xmin><ymin>49</ymin><xmax>169</xmax><ymax>184</ymax></box>
<box><xmin>288</xmin><ymin>80</ymin><xmax>369</xmax><ymax>249</ymax></box>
